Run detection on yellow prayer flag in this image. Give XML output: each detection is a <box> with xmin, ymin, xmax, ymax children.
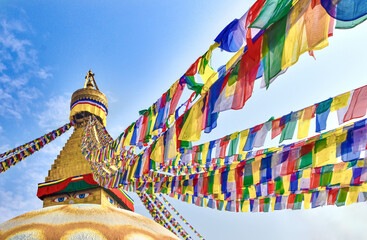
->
<box><xmin>314</xmin><ymin>142</ymin><xmax>337</xmax><ymax>167</ymax></box>
<box><xmin>179</xmin><ymin>97</ymin><xmax>205</xmax><ymax>141</ymax></box>
<box><xmin>219</xmin><ymin>193</ymin><xmax>225</xmax><ymax>201</ymax></box>
<box><xmin>150</xmin><ymin>109</ymin><xmax>159</xmax><ymax>136</ymax></box>
<box><xmin>198</xmin><ymin>42</ymin><xmax>219</xmax><ymax>84</ymax></box>
<box><xmin>230</xmin><ymin>132</ymin><xmax>239</xmax><ymax>141</ymax></box>
<box><xmin>340</xmin><ymin>169</ymin><xmax>353</xmax><ymax>185</ymax></box>
<box><xmin>202</xmin><ymin>142</ymin><xmax>210</xmax><ymax>165</ymax></box>
<box><xmin>225</xmin><ymin>80</ymin><xmax>237</xmax><ymax>98</ymax></box>
<box><xmin>252</xmin><ymin>161</ymin><xmax>261</xmax><ymax>185</ymax></box>
<box><xmin>241</xmin><ymin>200</ymin><xmax>249</xmax><ymax>212</ymax></box>
<box><xmin>186</xmin><ymin>185</ymin><xmax>194</xmax><ymax>195</ymax></box>
<box><xmin>297</xmin><ymin>118</ymin><xmax>311</xmax><ymax>139</ymax></box>
<box><xmin>123</xmin><ymin>123</ymin><xmax>135</xmax><ymax>147</ymax></box>
<box><xmin>346</xmin><ymin>187</ymin><xmax>359</xmax><ymax>205</ymax></box>
<box><xmin>213</xmin><ymin>171</ymin><xmax>221</xmax><ymax>194</ymax></box>
<box><xmin>187</xmin><ymin>194</ymin><xmax>192</xmax><ymax>204</ymax></box>
<box><xmin>166</xmin><ymin>126</ymin><xmax>178</xmax><ymax>160</ymax></box>
<box><xmin>201</xmin><ymin>47</ymin><xmax>244</xmax><ymax>94</ymax></box>
<box><xmin>297</xmin><ymin>105</ymin><xmax>315</xmax><ymax>139</ymax></box>
<box><xmin>150</xmin><ymin>136</ymin><xmax>164</xmax><ymax>163</ymax></box>
<box><xmin>281</xmin><ymin>15</ymin><xmax>308</xmax><ymax>69</ymax></box>
<box><xmin>249</xmin><ymin>186</ymin><xmax>256</xmax><ymax>199</ymax></box>
<box><xmin>169</xmin><ymin>80</ymin><xmax>179</xmax><ymax>99</ymax></box>
<box><xmin>228</xmin><ymin>169</ymin><xmax>236</xmax><ymax>182</ymax></box>
<box><xmin>336</xmin><ymin>131</ymin><xmax>347</xmax><ymax>144</ymax></box>
<box><xmin>226</xmin><ymin>47</ymin><xmax>244</xmax><ymax>70</ymax></box>
<box><xmin>282</xmin><ymin>0</ymin><xmax>330</xmax><ymax>70</ymax></box>
<box><xmin>330</xmin><ymin>92</ymin><xmax>350</xmax><ymax>112</ymax></box>
<box><xmin>303</xmin><ymin>193</ymin><xmax>312</xmax><ymax>209</ymax></box>
<box><xmin>360</xmin><ymin>183</ymin><xmax>367</xmax><ymax>192</ymax></box>
<box><xmin>303</xmin><ymin>168</ymin><xmax>311</xmax><ymax>178</ymax></box>
<box><xmin>357</xmin><ymin>159</ymin><xmax>365</xmax><ymax>168</ymax></box>
<box><xmin>283</xmin><ymin>175</ymin><xmax>290</xmax><ymax>195</ymax></box>
<box><xmin>330</xmin><ymin>170</ymin><xmax>343</xmax><ymax>185</ymax></box>
<box><xmin>271</xmin><ymin>197</ymin><xmax>276</xmax><ymax>211</ymax></box>
<box><xmin>239</xmin><ymin>129</ymin><xmax>249</xmax><ymax>155</ymax></box>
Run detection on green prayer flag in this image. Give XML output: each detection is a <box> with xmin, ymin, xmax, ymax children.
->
<box><xmin>320</xmin><ymin>165</ymin><xmax>333</xmax><ymax>186</ymax></box>
<box><xmin>315</xmin><ymin>138</ymin><xmax>327</xmax><ymax>153</ymax></box>
<box><xmin>263</xmin><ymin>15</ymin><xmax>287</xmax><ymax>88</ymax></box>
<box><xmin>335</xmin><ymin>188</ymin><xmax>349</xmax><ymax>207</ymax></box>
<box><xmin>243</xmin><ymin>164</ymin><xmax>253</xmax><ymax>187</ymax></box>
<box><xmin>347</xmin><ymin>159</ymin><xmax>358</xmax><ymax>168</ymax></box>
<box><xmin>293</xmin><ymin>194</ymin><xmax>303</xmax><ymax>210</ymax></box>
<box><xmin>218</xmin><ymin>200</ymin><xmax>225</xmax><ymax>210</ymax></box>
<box><xmin>185</xmin><ymin>76</ymin><xmax>204</xmax><ymax>93</ymax></box>
<box><xmin>263</xmin><ymin>198</ymin><xmax>270</xmax><ymax>212</ymax></box>
<box><xmin>299</xmin><ymin>152</ymin><xmax>312</xmax><ymax>169</ymax></box>
<box><xmin>180</xmin><ymin>141</ymin><xmax>192</xmax><ymax>149</ymax></box>
<box><xmin>228</xmin><ymin>135</ymin><xmax>240</xmax><ymax>156</ymax></box>
<box><xmin>250</xmin><ymin>0</ymin><xmax>293</xmax><ymax>29</ymax></box>
<box><xmin>316</xmin><ymin>98</ymin><xmax>333</xmax><ymax>114</ymax></box>
<box><xmin>279</xmin><ymin>119</ymin><xmax>297</xmax><ymax>143</ymax></box>
<box><xmin>275</xmin><ymin>177</ymin><xmax>285</xmax><ymax>195</ymax></box>
<box><xmin>243</xmin><ymin>187</ymin><xmax>250</xmax><ymax>200</ymax></box>
<box><xmin>336</xmin><ymin>15</ymin><xmax>367</xmax><ymax>29</ymax></box>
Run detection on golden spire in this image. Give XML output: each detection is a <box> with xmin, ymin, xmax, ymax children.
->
<box><xmin>70</xmin><ymin>70</ymin><xmax>108</xmax><ymax>127</ymax></box>
<box><xmin>84</xmin><ymin>69</ymin><xmax>99</xmax><ymax>90</ymax></box>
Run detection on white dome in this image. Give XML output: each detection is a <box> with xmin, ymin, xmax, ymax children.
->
<box><xmin>0</xmin><ymin>204</ymin><xmax>179</xmax><ymax>240</ymax></box>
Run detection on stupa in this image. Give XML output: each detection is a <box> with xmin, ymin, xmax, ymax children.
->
<box><xmin>0</xmin><ymin>71</ymin><xmax>179</xmax><ymax>240</ymax></box>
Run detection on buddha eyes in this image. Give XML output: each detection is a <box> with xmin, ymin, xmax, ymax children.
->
<box><xmin>53</xmin><ymin>196</ymin><xmax>68</xmax><ymax>203</ymax></box>
<box><xmin>75</xmin><ymin>193</ymin><xmax>91</xmax><ymax>199</ymax></box>
<box><xmin>52</xmin><ymin>192</ymin><xmax>91</xmax><ymax>202</ymax></box>
<box><xmin>107</xmin><ymin>196</ymin><xmax>114</xmax><ymax>204</ymax></box>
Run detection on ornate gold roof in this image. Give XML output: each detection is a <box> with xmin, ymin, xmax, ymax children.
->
<box><xmin>69</xmin><ymin>70</ymin><xmax>108</xmax><ymax>126</ymax></box>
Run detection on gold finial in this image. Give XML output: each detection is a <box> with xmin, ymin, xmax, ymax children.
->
<box><xmin>84</xmin><ymin>69</ymin><xmax>99</xmax><ymax>90</ymax></box>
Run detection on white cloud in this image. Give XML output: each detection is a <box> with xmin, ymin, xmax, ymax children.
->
<box><xmin>0</xmin><ymin>74</ymin><xmax>10</xmax><ymax>83</ymax></box>
<box><xmin>36</xmin><ymin>67</ymin><xmax>52</xmax><ymax>79</ymax></box>
<box><xmin>0</xmin><ymin>88</ymin><xmax>12</xmax><ymax>100</ymax></box>
<box><xmin>0</xmin><ymin>18</ymin><xmax>52</xmax><ymax>121</ymax></box>
<box><xmin>37</xmin><ymin>94</ymin><xmax>70</xmax><ymax>130</ymax></box>
<box><xmin>0</xmin><ymin>62</ymin><xmax>6</xmax><ymax>73</ymax></box>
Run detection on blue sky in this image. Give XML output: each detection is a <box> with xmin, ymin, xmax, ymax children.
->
<box><xmin>0</xmin><ymin>1</ymin><xmax>366</xmax><ymax>239</ymax></box>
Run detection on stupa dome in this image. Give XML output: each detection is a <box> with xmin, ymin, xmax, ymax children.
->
<box><xmin>0</xmin><ymin>204</ymin><xmax>179</xmax><ymax>240</ymax></box>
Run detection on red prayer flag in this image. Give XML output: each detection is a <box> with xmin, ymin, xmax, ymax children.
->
<box><xmin>268</xmin><ymin>181</ymin><xmax>275</xmax><ymax>195</ymax></box>
<box><xmin>232</xmin><ymin>32</ymin><xmax>263</xmax><ymax>110</ymax></box>
<box><xmin>287</xmin><ymin>194</ymin><xmax>296</xmax><ymax>209</ymax></box>
<box><xmin>327</xmin><ymin>188</ymin><xmax>339</xmax><ymax>205</ymax></box>
<box><xmin>246</xmin><ymin>0</ymin><xmax>267</xmax><ymax>28</ymax></box>
<box><xmin>169</xmin><ymin>82</ymin><xmax>185</xmax><ymax>116</ymax></box>
<box><xmin>219</xmin><ymin>138</ymin><xmax>230</xmax><ymax>159</ymax></box>
<box><xmin>310</xmin><ymin>167</ymin><xmax>322</xmax><ymax>189</ymax></box>
<box><xmin>272</xmin><ymin>118</ymin><xmax>285</xmax><ymax>139</ymax></box>
<box><xmin>300</xmin><ymin>142</ymin><xmax>314</xmax><ymax>157</ymax></box>
<box><xmin>185</xmin><ymin>57</ymin><xmax>202</xmax><ymax>76</ymax></box>
<box><xmin>343</xmin><ymin>85</ymin><xmax>367</xmax><ymax>122</ymax></box>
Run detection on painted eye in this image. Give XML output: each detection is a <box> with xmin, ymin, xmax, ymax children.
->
<box><xmin>107</xmin><ymin>196</ymin><xmax>114</xmax><ymax>204</ymax></box>
<box><xmin>76</xmin><ymin>193</ymin><xmax>91</xmax><ymax>199</ymax></box>
<box><xmin>53</xmin><ymin>197</ymin><xmax>68</xmax><ymax>203</ymax></box>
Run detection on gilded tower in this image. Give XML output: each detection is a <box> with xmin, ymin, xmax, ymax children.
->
<box><xmin>0</xmin><ymin>71</ymin><xmax>178</xmax><ymax>240</ymax></box>
<box><xmin>39</xmin><ymin>70</ymin><xmax>133</xmax><ymax>210</ymax></box>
